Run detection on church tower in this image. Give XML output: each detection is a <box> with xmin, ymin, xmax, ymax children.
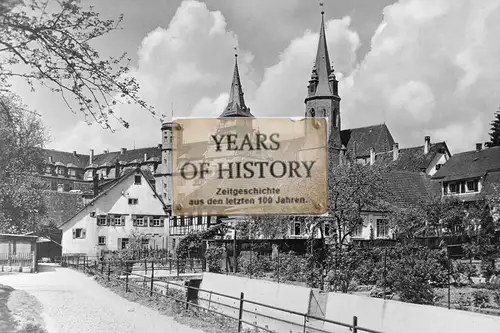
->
<box><xmin>218</xmin><ymin>53</ymin><xmax>254</xmax><ymax>134</ymax></box>
<box><xmin>305</xmin><ymin>8</ymin><xmax>342</xmax><ymax>151</ymax></box>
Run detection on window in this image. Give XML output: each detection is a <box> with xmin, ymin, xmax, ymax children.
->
<box><xmin>376</xmin><ymin>219</ymin><xmax>389</xmax><ymax>238</ymax></box>
<box><xmin>128</xmin><ymin>198</ymin><xmax>138</xmax><ymax>205</ymax></box>
<box><xmin>324</xmin><ymin>223</ymin><xmax>331</xmax><ymax>237</ymax></box>
<box><xmin>172</xmin><ymin>217</ymin><xmax>178</xmax><ymax>227</ymax></box>
<box><xmin>293</xmin><ymin>222</ymin><xmax>301</xmax><ymax>236</ymax></box>
<box><xmin>152</xmin><ymin>217</ymin><xmax>161</xmax><ymax>227</ymax></box>
<box><xmin>97</xmin><ymin>216</ymin><xmax>107</xmax><ymax>226</ymax></box>
<box><xmin>180</xmin><ymin>216</ymin><xmax>185</xmax><ymax>227</ymax></box>
<box><xmin>57</xmin><ymin>184</ymin><xmax>64</xmax><ymax>192</ymax></box>
<box><xmin>98</xmin><ymin>236</ymin><xmax>106</xmax><ymax>245</ymax></box>
<box><xmin>57</xmin><ymin>167</ymin><xmax>64</xmax><ymax>175</ymax></box>
<box><xmin>121</xmin><ymin>238</ymin><xmax>129</xmax><ymax>249</ymax></box>
<box><xmin>445</xmin><ymin>180</ymin><xmax>479</xmax><ymax>195</ymax></box>
<box><xmin>114</xmin><ymin>216</ymin><xmax>124</xmax><ymax>226</ymax></box>
<box><xmin>69</xmin><ymin>169</ymin><xmax>76</xmax><ymax>177</ymax></box>
<box><xmin>467</xmin><ymin>180</ymin><xmax>479</xmax><ymax>192</ymax></box>
<box><xmin>310</xmin><ymin>108</ymin><xmax>315</xmax><ymax>117</ymax></box>
<box><xmin>352</xmin><ymin>224</ymin><xmax>363</xmax><ymax>237</ymax></box>
<box><xmin>197</xmin><ymin>216</ymin><xmax>203</xmax><ymax>225</ymax></box>
<box><xmin>141</xmin><ymin>239</ymin><xmax>149</xmax><ymax>246</ymax></box>
<box><xmin>136</xmin><ymin>217</ymin><xmax>145</xmax><ymax>227</ymax></box>
<box><xmin>172</xmin><ymin>238</ymin><xmax>176</xmax><ymax>249</ymax></box>
<box><xmin>72</xmin><ymin>228</ymin><xmax>86</xmax><ymax>239</ymax></box>
<box><xmin>45</xmin><ymin>166</ymin><xmax>51</xmax><ymax>173</ymax></box>
<box><xmin>134</xmin><ymin>175</ymin><xmax>142</xmax><ymax>184</ymax></box>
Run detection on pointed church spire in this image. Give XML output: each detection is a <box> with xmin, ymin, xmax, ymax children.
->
<box><xmin>313</xmin><ymin>5</ymin><xmax>333</xmax><ymax>96</ymax></box>
<box><xmin>219</xmin><ymin>51</ymin><xmax>253</xmax><ymax>118</ymax></box>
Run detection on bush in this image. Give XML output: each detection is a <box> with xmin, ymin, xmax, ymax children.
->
<box><xmin>273</xmin><ymin>251</ymin><xmax>308</xmax><ymax>282</ymax></box>
<box><xmin>205</xmin><ymin>246</ymin><xmax>224</xmax><ymax>273</ymax></box>
<box><xmin>457</xmin><ymin>292</ymin><xmax>472</xmax><ymax>310</ymax></box>
<box><xmin>493</xmin><ymin>291</ymin><xmax>500</xmax><ymax>308</ymax></box>
<box><xmin>237</xmin><ymin>253</ymin><xmax>273</xmax><ymax>278</ymax></box>
<box><xmin>453</xmin><ymin>261</ymin><xmax>478</xmax><ymax>285</ymax></box>
<box><xmin>472</xmin><ymin>290</ymin><xmax>490</xmax><ymax>308</ymax></box>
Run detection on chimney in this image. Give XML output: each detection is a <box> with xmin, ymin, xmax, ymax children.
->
<box><xmin>115</xmin><ymin>161</ymin><xmax>121</xmax><ymax>179</ymax></box>
<box><xmin>73</xmin><ymin>151</ymin><xmax>77</xmax><ymax>156</ymax></box>
<box><xmin>144</xmin><ymin>153</ymin><xmax>148</xmax><ymax>162</ymax></box>
<box><xmin>393</xmin><ymin>143</ymin><xmax>399</xmax><ymax>161</ymax></box>
<box><xmin>121</xmin><ymin>148</ymin><xmax>127</xmax><ymax>154</ymax></box>
<box><xmin>157</xmin><ymin>144</ymin><xmax>162</xmax><ymax>150</ymax></box>
<box><xmin>370</xmin><ymin>148</ymin><xmax>375</xmax><ymax>165</ymax></box>
<box><xmin>49</xmin><ymin>156</ymin><xmax>53</xmax><ymax>163</ymax></box>
<box><xmin>89</xmin><ymin>149</ymin><xmax>94</xmax><ymax>164</ymax></box>
<box><xmin>424</xmin><ymin>136</ymin><xmax>431</xmax><ymax>154</ymax></box>
<box><xmin>476</xmin><ymin>143</ymin><xmax>482</xmax><ymax>152</ymax></box>
<box><xmin>93</xmin><ymin>174</ymin><xmax>99</xmax><ymax>197</ymax></box>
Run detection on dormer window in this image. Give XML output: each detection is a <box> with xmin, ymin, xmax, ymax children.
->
<box><xmin>444</xmin><ymin>179</ymin><xmax>480</xmax><ymax>195</ymax></box>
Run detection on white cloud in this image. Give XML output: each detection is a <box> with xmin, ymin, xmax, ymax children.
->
<box><xmin>342</xmin><ymin>0</ymin><xmax>500</xmax><ymax>153</ymax></box>
<box><xmin>250</xmin><ymin>16</ymin><xmax>361</xmax><ymax>117</ymax></box>
<box><xmin>50</xmin><ymin>0</ymin><xmax>500</xmax><ymax>156</ymax></box>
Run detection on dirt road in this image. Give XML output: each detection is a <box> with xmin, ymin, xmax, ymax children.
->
<box><xmin>0</xmin><ymin>264</ymin><xmax>204</xmax><ymax>333</ymax></box>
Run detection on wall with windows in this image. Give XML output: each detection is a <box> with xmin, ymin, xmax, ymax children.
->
<box><xmin>60</xmin><ymin>170</ymin><xmax>169</xmax><ymax>257</ymax></box>
<box><xmin>442</xmin><ymin>178</ymin><xmax>481</xmax><ymax>196</ymax></box>
<box><xmin>350</xmin><ymin>212</ymin><xmax>391</xmax><ymax>240</ymax></box>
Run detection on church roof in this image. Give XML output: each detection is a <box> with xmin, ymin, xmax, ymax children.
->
<box><xmin>312</xmin><ymin>11</ymin><xmax>333</xmax><ymax>97</ymax></box>
<box><xmin>340</xmin><ymin>124</ymin><xmax>395</xmax><ymax>157</ymax></box>
<box><xmin>219</xmin><ymin>55</ymin><xmax>254</xmax><ymax>118</ymax></box>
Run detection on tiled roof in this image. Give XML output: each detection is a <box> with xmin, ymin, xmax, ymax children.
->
<box><xmin>432</xmin><ymin>146</ymin><xmax>500</xmax><ymax>181</ymax></box>
<box><xmin>41</xmin><ymin>147</ymin><xmax>161</xmax><ymax>170</ymax></box>
<box><xmin>92</xmin><ymin>147</ymin><xmax>161</xmax><ymax>167</ymax></box>
<box><xmin>375</xmin><ymin>142</ymin><xmax>449</xmax><ymax>172</ymax></box>
<box><xmin>340</xmin><ymin>124</ymin><xmax>395</xmax><ymax>157</ymax></box>
<box><xmin>40</xmin><ymin>149</ymin><xmax>89</xmax><ymax>169</ymax></box>
<box><xmin>382</xmin><ymin>171</ymin><xmax>438</xmax><ymax>208</ymax></box>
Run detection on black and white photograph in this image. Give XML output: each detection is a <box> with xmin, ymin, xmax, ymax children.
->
<box><xmin>1</xmin><ymin>0</ymin><xmax>500</xmax><ymax>332</ymax></box>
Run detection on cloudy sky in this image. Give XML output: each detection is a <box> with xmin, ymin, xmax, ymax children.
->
<box><xmin>10</xmin><ymin>0</ymin><xmax>500</xmax><ymax>155</ymax></box>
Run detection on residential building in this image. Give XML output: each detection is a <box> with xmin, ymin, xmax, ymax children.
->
<box><xmin>432</xmin><ymin>144</ymin><xmax>500</xmax><ymax>202</ymax></box>
<box><xmin>58</xmin><ymin>168</ymin><xmax>169</xmax><ymax>258</ymax></box>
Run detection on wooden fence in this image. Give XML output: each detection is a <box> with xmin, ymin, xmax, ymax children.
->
<box><xmin>0</xmin><ymin>252</ymin><xmax>34</xmax><ymax>267</ymax></box>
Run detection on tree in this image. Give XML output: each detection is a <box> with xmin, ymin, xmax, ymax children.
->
<box><xmin>0</xmin><ymin>0</ymin><xmax>155</xmax><ymax>129</ymax></box>
<box><xmin>486</xmin><ymin>108</ymin><xmax>500</xmax><ymax>148</ymax></box>
<box><xmin>0</xmin><ymin>92</ymin><xmax>47</xmax><ymax>233</ymax></box>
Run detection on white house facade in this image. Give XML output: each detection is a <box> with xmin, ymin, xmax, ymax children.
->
<box><xmin>59</xmin><ymin>169</ymin><xmax>169</xmax><ymax>258</ymax></box>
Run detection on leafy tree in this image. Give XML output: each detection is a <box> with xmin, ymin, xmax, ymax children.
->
<box><xmin>486</xmin><ymin>108</ymin><xmax>500</xmax><ymax>148</ymax></box>
<box><xmin>0</xmin><ymin>93</ymin><xmax>47</xmax><ymax>233</ymax></box>
<box><xmin>0</xmin><ymin>0</ymin><xmax>155</xmax><ymax>129</ymax></box>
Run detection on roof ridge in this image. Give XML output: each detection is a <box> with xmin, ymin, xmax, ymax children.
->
<box><xmin>341</xmin><ymin>123</ymin><xmax>386</xmax><ymax>131</ymax></box>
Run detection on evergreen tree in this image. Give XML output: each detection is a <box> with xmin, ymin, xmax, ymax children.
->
<box><xmin>486</xmin><ymin>108</ymin><xmax>500</xmax><ymax>147</ymax></box>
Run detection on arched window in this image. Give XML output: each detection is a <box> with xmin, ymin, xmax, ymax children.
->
<box><xmin>310</xmin><ymin>108</ymin><xmax>315</xmax><ymax>117</ymax></box>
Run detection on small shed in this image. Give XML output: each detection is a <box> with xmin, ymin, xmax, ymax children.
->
<box><xmin>0</xmin><ymin>234</ymin><xmax>38</xmax><ymax>273</ymax></box>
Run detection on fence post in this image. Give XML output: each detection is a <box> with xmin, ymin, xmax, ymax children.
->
<box><xmin>107</xmin><ymin>262</ymin><xmax>111</xmax><ymax>281</ymax></box>
<box><xmin>169</xmin><ymin>258</ymin><xmax>172</xmax><ymax>274</ymax></box>
<box><xmin>144</xmin><ymin>258</ymin><xmax>147</xmax><ymax>274</ymax></box>
<box><xmin>150</xmin><ymin>260</ymin><xmax>154</xmax><ymax>296</ymax></box>
<box><xmin>302</xmin><ymin>315</ymin><xmax>307</xmax><ymax>333</ymax></box>
<box><xmin>277</xmin><ymin>248</ymin><xmax>280</xmax><ymax>284</ymax></box>
<box><xmin>185</xmin><ymin>283</ymin><xmax>190</xmax><ymax>310</ymax></box>
<box><xmin>177</xmin><ymin>257</ymin><xmax>180</xmax><ymax>277</ymax></box>
<box><xmin>101</xmin><ymin>261</ymin><xmax>104</xmax><ymax>275</ymax></box>
<box><xmin>237</xmin><ymin>292</ymin><xmax>244</xmax><ymax>332</ymax></box>
<box><xmin>208</xmin><ymin>291</ymin><xmax>212</xmax><ymax>310</ymax></box>
<box><xmin>352</xmin><ymin>316</ymin><xmax>358</xmax><ymax>333</ymax></box>
<box><xmin>125</xmin><ymin>272</ymin><xmax>129</xmax><ymax>293</ymax></box>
